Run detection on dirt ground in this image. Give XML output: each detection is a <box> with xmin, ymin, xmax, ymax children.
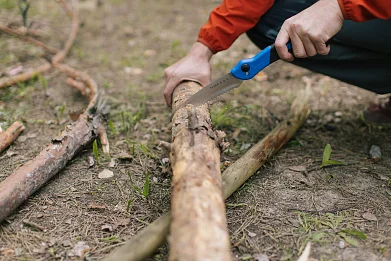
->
<box><xmin>1</xmin><ymin>0</ymin><xmax>390</xmax><ymax>260</ymax></box>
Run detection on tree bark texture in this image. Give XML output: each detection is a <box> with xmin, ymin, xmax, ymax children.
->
<box><xmin>103</xmin><ymin>84</ymin><xmax>311</xmax><ymax>261</ymax></box>
<box><xmin>168</xmin><ymin>81</ymin><xmax>232</xmax><ymax>261</ymax></box>
<box><xmin>0</xmin><ymin>121</ymin><xmax>25</xmax><ymax>153</ymax></box>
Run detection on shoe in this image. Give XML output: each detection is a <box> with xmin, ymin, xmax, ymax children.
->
<box><xmin>362</xmin><ymin>98</ymin><xmax>391</xmax><ymax>126</ymax></box>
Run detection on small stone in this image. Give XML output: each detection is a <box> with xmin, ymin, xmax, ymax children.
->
<box><xmin>152</xmin><ymin>177</ymin><xmax>158</xmax><ymax>183</ymax></box>
<box><xmin>339</xmin><ymin>240</ymin><xmax>345</xmax><ymax>248</ymax></box>
<box><xmin>162</xmin><ymin>158</ymin><xmax>169</xmax><ymax>164</ymax></box>
<box><xmin>124</xmin><ymin>67</ymin><xmax>143</xmax><ymax>76</ymax></box>
<box><xmin>240</xmin><ymin>143</ymin><xmax>252</xmax><ymax>151</ymax></box>
<box><xmin>144</xmin><ymin>49</ymin><xmax>157</xmax><ymax>56</ymax></box>
<box><xmin>369</xmin><ymin>145</ymin><xmax>381</xmax><ymax>162</ymax></box>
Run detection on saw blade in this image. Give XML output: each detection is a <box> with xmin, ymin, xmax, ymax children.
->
<box><xmin>174</xmin><ymin>73</ymin><xmax>243</xmax><ymax>113</ymax></box>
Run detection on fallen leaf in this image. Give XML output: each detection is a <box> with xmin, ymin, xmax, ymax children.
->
<box><xmin>88</xmin><ymin>203</ymin><xmax>107</xmax><ymax>210</ymax></box>
<box><xmin>116</xmin><ymin>152</ymin><xmax>132</xmax><ymax>160</ymax></box>
<box><xmin>6</xmin><ymin>150</ymin><xmax>18</xmax><ymax>157</ymax></box>
<box><xmin>1</xmin><ymin>248</ymin><xmax>14</xmax><ymax>257</ymax></box>
<box><xmin>8</xmin><ymin>65</ymin><xmax>24</xmax><ymax>76</ymax></box>
<box><xmin>101</xmin><ymin>224</ymin><xmax>114</xmax><ymax>232</ymax></box>
<box><xmin>115</xmin><ymin>218</ymin><xmax>130</xmax><ymax>227</ymax></box>
<box><xmin>253</xmin><ymin>253</ymin><xmax>269</xmax><ymax>261</ymax></box>
<box><xmin>248</xmin><ymin>232</ymin><xmax>256</xmax><ymax>237</ymax></box>
<box><xmin>297</xmin><ymin>242</ymin><xmax>311</xmax><ymax>261</ymax></box>
<box><xmin>362</xmin><ymin>212</ymin><xmax>377</xmax><ymax>221</ymax></box>
<box><xmin>17</xmin><ymin>135</ymin><xmax>28</xmax><ymax>143</ymax></box>
<box><xmin>288</xmin><ymin>165</ymin><xmax>307</xmax><ymax>172</ymax></box>
<box><xmin>65</xmin><ymin>218</ymin><xmax>72</xmax><ymax>225</ymax></box>
<box><xmin>98</xmin><ymin>169</ymin><xmax>114</xmax><ymax>179</ymax></box>
<box><xmin>61</xmin><ymin>240</ymin><xmax>72</xmax><ymax>247</ymax></box>
<box><xmin>240</xmin><ymin>143</ymin><xmax>252</xmax><ymax>151</ymax></box>
<box><xmin>73</xmin><ymin>241</ymin><xmax>90</xmax><ymax>258</ymax></box>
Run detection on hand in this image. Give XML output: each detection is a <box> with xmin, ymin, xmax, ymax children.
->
<box><xmin>164</xmin><ymin>42</ymin><xmax>213</xmax><ymax>107</ymax></box>
<box><xmin>275</xmin><ymin>0</ymin><xmax>344</xmax><ymax>61</ymax></box>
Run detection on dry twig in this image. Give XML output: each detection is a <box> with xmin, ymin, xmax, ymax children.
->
<box><xmin>0</xmin><ymin>121</ymin><xmax>25</xmax><ymax>153</ymax></box>
<box><xmin>0</xmin><ymin>0</ymin><xmax>79</xmax><ymax>89</ymax></box>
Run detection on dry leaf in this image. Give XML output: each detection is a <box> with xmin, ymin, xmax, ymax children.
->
<box><xmin>1</xmin><ymin>248</ymin><xmax>14</xmax><ymax>257</ymax></box>
<box><xmin>362</xmin><ymin>212</ymin><xmax>378</xmax><ymax>221</ymax></box>
<box><xmin>116</xmin><ymin>152</ymin><xmax>132</xmax><ymax>160</ymax></box>
<box><xmin>98</xmin><ymin>169</ymin><xmax>114</xmax><ymax>179</ymax></box>
<box><xmin>73</xmin><ymin>241</ymin><xmax>90</xmax><ymax>258</ymax></box>
<box><xmin>289</xmin><ymin>165</ymin><xmax>307</xmax><ymax>172</ymax></box>
<box><xmin>101</xmin><ymin>224</ymin><xmax>114</xmax><ymax>232</ymax></box>
<box><xmin>88</xmin><ymin>203</ymin><xmax>107</xmax><ymax>210</ymax></box>
<box><xmin>108</xmin><ymin>158</ymin><xmax>116</xmax><ymax>168</ymax></box>
<box><xmin>253</xmin><ymin>253</ymin><xmax>269</xmax><ymax>261</ymax></box>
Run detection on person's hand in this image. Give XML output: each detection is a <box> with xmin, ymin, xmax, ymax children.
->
<box><xmin>164</xmin><ymin>42</ymin><xmax>213</xmax><ymax>107</ymax></box>
<box><xmin>275</xmin><ymin>0</ymin><xmax>344</xmax><ymax>61</ymax></box>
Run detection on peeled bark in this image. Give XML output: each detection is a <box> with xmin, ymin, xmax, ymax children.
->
<box><xmin>103</xmin><ymin>84</ymin><xmax>311</xmax><ymax>261</ymax></box>
<box><xmin>0</xmin><ymin>121</ymin><xmax>25</xmax><ymax>153</ymax></box>
<box><xmin>169</xmin><ymin>81</ymin><xmax>232</xmax><ymax>261</ymax></box>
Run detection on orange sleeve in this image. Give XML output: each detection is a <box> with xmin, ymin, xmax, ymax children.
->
<box><xmin>338</xmin><ymin>0</ymin><xmax>391</xmax><ymax>21</ymax></box>
<box><xmin>198</xmin><ymin>0</ymin><xmax>275</xmax><ymax>53</ymax></box>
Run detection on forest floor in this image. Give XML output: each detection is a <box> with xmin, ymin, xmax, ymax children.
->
<box><xmin>0</xmin><ymin>0</ymin><xmax>390</xmax><ymax>260</ymax></box>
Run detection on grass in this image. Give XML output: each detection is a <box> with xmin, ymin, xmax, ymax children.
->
<box><xmin>295</xmin><ymin>211</ymin><xmax>367</xmax><ymax>255</ymax></box>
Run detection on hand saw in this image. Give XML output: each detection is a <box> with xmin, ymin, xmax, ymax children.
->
<box><xmin>174</xmin><ymin>43</ymin><xmax>292</xmax><ymax>112</ymax></box>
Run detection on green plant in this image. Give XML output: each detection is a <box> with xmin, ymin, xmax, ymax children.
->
<box><xmin>320</xmin><ymin>144</ymin><xmax>344</xmax><ymax>168</ymax></box>
<box><xmin>143</xmin><ymin>172</ymin><xmax>150</xmax><ymax>198</ymax></box>
<box><xmin>18</xmin><ymin>0</ymin><xmax>31</xmax><ymax>27</ymax></box>
<box><xmin>93</xmin><ymin>139</ymin><xmax>99</xmax><ymax>165</ymax></box>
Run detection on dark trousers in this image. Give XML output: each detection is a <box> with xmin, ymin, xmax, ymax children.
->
<box><xmin>246</xmin><ymin>0</ymin><xmax>391</xmax><ymax>94</ymax></box>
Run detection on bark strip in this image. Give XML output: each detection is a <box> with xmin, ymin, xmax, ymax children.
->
<box><xmin>168</xmin><ymin>81</ymin><xmax>232</xmax><ymax>261</ymax></box>
<box><xmin>103</xmin><ymin>84</ymin><xmax>311</xmax><ymax>261</ymax></box>
<box><xmin>0</xmin><ymin>121</ymin><xmax>25</xmax><ymax>153</ymax></box>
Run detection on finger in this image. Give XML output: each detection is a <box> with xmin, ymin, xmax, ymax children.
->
<box><xmin>313</xmin><ymin>40</ymin><xmax>330</xmax><ymax>55</ymax></box>
<box><xmin>298</xmin><ymin>34</ymin><xmax>317</xmax><ymax>57</ymax></box>
<box><xmin>275</xmin><ymin>25</ymin><xmax>294</xmax><ymax>61</ymax></box>
<box><xmin>289</xmin><ymin>24</ymin><xmax>307</xmax><ymax>58</ymax></box>
<box><xmin>163</xmin><ymin>79</ymin><xmax>177</xmax><ymax>107</ymax></box>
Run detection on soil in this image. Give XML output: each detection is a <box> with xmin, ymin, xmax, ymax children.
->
<box><xmin>1</xmin><ymin>0</ymin><xmax>390</xmax><ymax>260</ymax></box>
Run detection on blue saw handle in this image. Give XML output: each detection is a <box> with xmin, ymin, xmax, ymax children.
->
<box><xmin>231</xmin><ymin>42</ymin><xmax>292</xmax><ymax>80</ymax></box>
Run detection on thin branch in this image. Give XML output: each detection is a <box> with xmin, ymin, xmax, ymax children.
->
<box><xmin>0</xmin><ymin>24</ymin><xmax>59</xmax><ymax>54</ymax></box>
<box><xmin>0</xmin><ymin>121</ymin><xmax>25</xmax><ymax>153</ymax></box>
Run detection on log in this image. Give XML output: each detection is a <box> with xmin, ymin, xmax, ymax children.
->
<box><xmin>0</xmin><ymin>64</ymin><xmax>109</xmax><ymax>223</ymax></box>
<box><xmin>103</xmin><ymin>83</ymin><xmax>311</xmax><ymax>261</ymax></box>
<box><xmin>168</xmin><ymin>81</ymin><xmax>232</xmax><ymax>261</ymax></box>
<box><xmin>0</xmin><ymin>121</ymin><xmax>25</xmax><ymax>153</ymax></box>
